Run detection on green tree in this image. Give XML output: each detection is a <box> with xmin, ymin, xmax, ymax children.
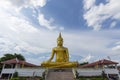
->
<box><xmin>80</xmin><ymin>62</ymin><xmax>89</xmax><ymax>65</ymax></box>
<box><xmin>0</xmin><ymin>53</ymin><xmax>25</xmax><ymax>62</ymax></box>
<box><xmin>14</xmin><ymin>53</ymin><xmax>25</xmax><ymax>61</ymax></box>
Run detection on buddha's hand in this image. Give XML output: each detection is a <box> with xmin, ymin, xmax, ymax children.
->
<box><xmin>47</xmin><ymin>59</ymin><xmax>51</xmax><ymax>62</ymax></box>
<box><xmin>43</xmin><ymin>60</ymin><xmax>50</xmax><ymax>64</ymax></box>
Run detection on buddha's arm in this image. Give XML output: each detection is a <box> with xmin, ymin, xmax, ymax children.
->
<box><xmin>66</xmin><ymin>48</ymin><xmax>69</xmax><ymax>61</ymax></box>
<box><xmin>48</xmin><ymin>49</ymin><xmax>55</xmax><ymax>61</ymax></box>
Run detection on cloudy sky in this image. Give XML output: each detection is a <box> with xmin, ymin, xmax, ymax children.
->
<box><xmin>0</xmin><ymin>0</ymin><xmax>120</xmax><ymax>65</ymax></box>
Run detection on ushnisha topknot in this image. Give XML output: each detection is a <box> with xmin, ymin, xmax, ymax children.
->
<box><xmin>57</xmin><ymin>33</ymin><xmax>63</xmax><ymax>41</ymax></box>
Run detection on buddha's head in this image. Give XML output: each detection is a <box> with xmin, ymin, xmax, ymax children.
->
<box><xmin>57</xmin><ymin>33</ymin><xmax>63</xmax><ymax>46</ymax></box>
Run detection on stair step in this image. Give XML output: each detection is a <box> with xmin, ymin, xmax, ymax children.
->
<box><xmin>46</xmin><ymin>69</ymin><xmax>75</xmax><ymax>80</ymax></box>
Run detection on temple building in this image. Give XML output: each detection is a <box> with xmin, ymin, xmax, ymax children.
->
<box><xmin>0</xmin><ymin>58</ymin><xmax>44</xmax><ymax>79</ymax></box>
<box><xmin>77</xmin><ymin>59</ymin><xmax>120</xmax><ymax>80</ymax></box>
<box><xmin>81</xmin><ymin>59</ymin><xmax>118</xmax><ymax>69</ymax></box>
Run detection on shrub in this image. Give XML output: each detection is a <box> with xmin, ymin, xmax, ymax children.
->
<box><xmin>13</xmin><ymin>72</ymin><xmax>18</xmax><ymax>78</ymax></box>
<box><xmin>10</xmin><ymin>78</ymin><xmax>19</xmax><ymax>80</ymax></box>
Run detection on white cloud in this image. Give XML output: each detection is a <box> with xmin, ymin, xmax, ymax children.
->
<box><xmin>0</xmin><ymin>0</ymin><xmax>56</xmax><ymax>55</ymax></box>
<box><xmin>0</xmin><ymin>0</ymin><xmax>63</xmax><ymax>31</ymax></box>
<box><xmin>0</xmin><ymin>0</ymin><xmax>47</xmax><ymax>14</ymax></box>
<box><xmin>112</xmin><ymin>41</ymin><xmax>120</xmax><ymax>51</ymax></box>
<box><xmin>38</xmin><ymin>14</ymin><xmax>64</xmax><ymax>31</ymax></box>
<box><xmin>83</xmin><ymin>0</ymin><xmax>120</xmax><ymax>30</ymax></box>
<box><xmin>83</xmin><ymin>0</ymin><xmax>95</xmax><ymax>10</ymax></box>
<box><xmin>30</xmin><ymin>0</ymin><xmax>47</xmax><ymax>7</ymax></box>
<box><xmin>38</xmin><ymin>14</ymin><xmax>56</xmax><ymax>30</ymax></box>
<box><xmin>82</xmin><ymin>54</ymin><xmax>93</xmax><ymax>62</ymax></box>
<box><xmin>0</xmin><ymin>14</ymin><xmax>56</xmax><ymax>54</ymax></box>
<box><xmin>3</xmin><ymin>0</ymin><xmax>47</xmax><ymax>8</ymax></box>
<box><xmin>112</xmin><ymin>45</ymin><xmax>120</xmax><ymax>51</ymax></box>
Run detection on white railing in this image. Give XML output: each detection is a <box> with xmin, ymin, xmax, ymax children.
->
<box><xmin>1</xmin><ymin>68</ymin><xmax>45</xmax><ymax>77</ymax></box>
<box><xmin>1</xmin><ymin>68</ymin><xmax>15</xmax><ymax>74</ymax></box>
<box><xmin>77</xmin><ymin>69</ymin><xmax>102</xmax><ymax>76</ymax></box>
<box><xmin>72</xmin><ymin>68</ymin><xmax>76</xmax><ymax>78</ymax></box>
<box><xmin>104</xmin><ymin>68</ymin><xmax>120</xmax><ymax>79</ymax></box>
<box><xmin>104</xmin><ymin>69</ymin><xmax>119</xmax><ymax>74</ymax></box>
<box><xmin>17</xmin><ymin>68</ymin><xmax>45</xmax><ymax>77</ymax></box>
<box><xmin>77</xmin><ymin>68</ymin><xmax>120</xmax><ymax>79</ymax></box>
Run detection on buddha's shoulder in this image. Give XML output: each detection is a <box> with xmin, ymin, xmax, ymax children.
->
<box><xmin>52</xmin><ymin>47</ymin><xmax>57</xmax><ymax>49</ymax></box>
<box><xmin>62</xmin><ymin>47</ymin><xmax>68</xmax><ymax>49</ymax></box>
<box><xmin>53</xmin><ymin>47</ymin><xmax>68</xmax><ymax>49</ymax></box>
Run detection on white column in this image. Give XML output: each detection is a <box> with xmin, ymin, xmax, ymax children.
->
<box><xmin>115</xmin><ymin>64</ymin><xmax>117</xmax><ymax>69</ymax></box>
<box><xmin>15</xmin><ymin>63</ymin><xmax>18</xmax><ymax>69</ymax></box>
<box><xmin>8</xmin><ymin>74</ymin><xmax>11</xmax><ymax>80</ymax></box>
<box><xmin>0</xmin><ymin>64</ymin><xmax>5</xmax><ymax>78</ymax></box>
<box><xmin>2</xmin><ymin>64</ymin><xmax>5</xmax><ymax>69</ymax></box>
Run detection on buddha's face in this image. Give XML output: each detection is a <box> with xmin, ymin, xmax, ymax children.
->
<box><xmin>57</xmin><ymin>40</ymin><xmax>63</xmax><ymax>46</ymax></box>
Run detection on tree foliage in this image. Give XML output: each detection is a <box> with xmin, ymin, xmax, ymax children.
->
<box><xmin>80</xmin><ymin>62</ymin><xmax>89</xmax><ymax>65</ymax></box>
<box><xmin>0</xmin><ymin>53</ymin><xmax>25</xmax><ymax>62</ymax></box>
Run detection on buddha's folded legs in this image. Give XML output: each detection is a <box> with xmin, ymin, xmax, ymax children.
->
<box><xmin>41</xmin><ymin>62</ymin><xmax>78</xmax><ymax>68</ymax></box>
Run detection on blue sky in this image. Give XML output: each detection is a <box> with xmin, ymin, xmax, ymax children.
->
<box><xmin>0</xmin><ymin>0</ymin><xmax>120</xmax><ymax>65</ymax></box>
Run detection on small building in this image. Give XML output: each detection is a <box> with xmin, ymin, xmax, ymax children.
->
<box><xmin>81</xmin><ymin>59</ymin><xmax>118</xmax><ymax>69</ymax></box>
<box><xmin>0</xmin><ymin>58</ymin><xmax>44</xmax><ymax>80</ymax></box>
<box><xmin>77</xmin><ymin>59</ymin><xmax>120</xmax><ymax>80</ymax></box>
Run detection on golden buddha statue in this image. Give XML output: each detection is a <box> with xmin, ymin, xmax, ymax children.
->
<box><xmin>41</xmin><ymin>33</ymin><xmax>78</xmax><ymax>68</ymax></box>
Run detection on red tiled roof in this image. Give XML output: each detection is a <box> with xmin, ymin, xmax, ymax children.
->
<box><xmin>81</xmin><ymin>59</ymin><xmax>118</xmax><ymax>68</ymax></box>
<box><xmin>1</xmin><ymin>58</ymin><xmax>38</xmax><ymax>67</ymax></box>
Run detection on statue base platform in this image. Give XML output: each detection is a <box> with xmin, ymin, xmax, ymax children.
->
<box><xmin>45</xmin><ymin>68</ymin><xmax>76</xmax><ymax>80</ymax></box>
